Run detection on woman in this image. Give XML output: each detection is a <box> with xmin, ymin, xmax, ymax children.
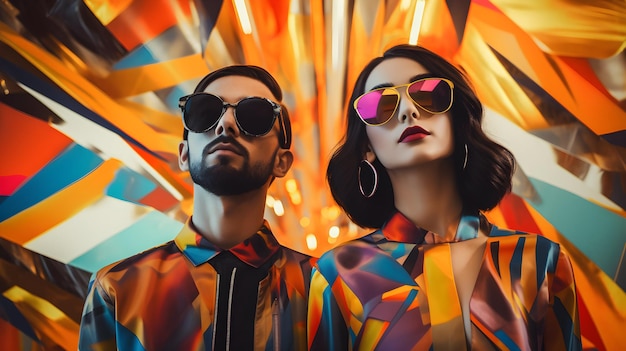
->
<box><xmin>308</xmin><ymin>45</ymin><xmax>581</xmax><ymax>350</ymax></box>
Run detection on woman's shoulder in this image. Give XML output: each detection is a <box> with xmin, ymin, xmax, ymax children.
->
<box><xmin>488</xmin><ymin>224</ymin><xmax>558</xmax><ymax>244</ymax></box>
<box><xmin>486</xmin><ymin>224</ymin><xmax>566</xmax><ymax>261</ymax></box>
<box><xmin>314</xmin><ymin>231</ymin><xmax>384</xmax><ymax>268</ymax></box>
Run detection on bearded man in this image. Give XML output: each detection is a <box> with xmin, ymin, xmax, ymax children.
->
<box><xmin>78</xmin><ymin>65</ymin><xmax>313</xmax><ymax>351</ymax></box>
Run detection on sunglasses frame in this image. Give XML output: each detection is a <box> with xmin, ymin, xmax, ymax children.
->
<box><xmin>179</xmin><ymin>93</ymin><xmax>289</xmax><ymax>146</ymax></box>
<box><xmin>353</xmin><ymin>77</ymin><xmax>454</xmax><ymax>126</ymax></box>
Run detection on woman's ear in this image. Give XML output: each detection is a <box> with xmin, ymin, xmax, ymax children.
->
<box><xmin>273</xmin><ymin>149</ymin><xmax>293</xmax><ymax>178</ymax></box>
<box><xmin>365</xmin><ymin>144</ymin><xmax>377</xmax><ymax>163</ymax></box>
<box><xmin>178</xmin><ymin>141</ymin><xmax>189</xmax><ymax>171</ymax></box>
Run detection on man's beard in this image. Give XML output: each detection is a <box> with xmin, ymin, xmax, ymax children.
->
<box><xmin>189</xmin><ymin>146</ymin><xmax>277</xmax><ymax>196</ymax></box>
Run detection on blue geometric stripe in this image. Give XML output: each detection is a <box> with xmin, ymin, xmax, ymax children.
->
<box><xmin>0</xmin><ymin>143</ymin><xmax>102</xmax><ymax>222</ymax></box>
<box><xmin>526</xmin><ymin>177</ymin><xmax>626</xmax><ymax>278</ymax></box>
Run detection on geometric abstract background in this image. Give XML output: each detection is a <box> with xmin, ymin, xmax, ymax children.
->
<box><xmin>0</xmin><ymin>0</ymin><xmax>624</xmax><ymax>349</ymax></box>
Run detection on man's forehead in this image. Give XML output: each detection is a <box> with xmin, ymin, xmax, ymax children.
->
<box><xmin>202</xmin><ymin>75</ymin><xmax>276</xmax><ymax>101</ymax></box>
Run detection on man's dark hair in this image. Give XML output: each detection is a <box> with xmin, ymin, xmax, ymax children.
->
<box><xmin>182</xmin><ymin>65</ymin><xmax>291</xmax><ymax>149</ymax></box>
<box><xmin>327</xmin><ymin>44</ymin><xmax>515</xmax><ymax>228</ymax></box>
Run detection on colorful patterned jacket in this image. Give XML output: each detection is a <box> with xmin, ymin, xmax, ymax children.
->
<box><xmin>79</xmin><ymin>218</ymin><xmax>314</xmax><ymax>351</ymax></box>
<box><xmin>308</xmin><ymin>211</ymin><xmax>581</xmax><ymax>350</ymax></box>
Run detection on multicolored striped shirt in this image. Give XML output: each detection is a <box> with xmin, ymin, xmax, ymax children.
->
<box><xmin>79</xmin><ymin>218</ymin><xmax>313</xmax><ymax>350</ymax></box>
<box><xmin>308</xmin><ymin>211</ymin><xmax>581</xmax><ymax>350</ymax></box>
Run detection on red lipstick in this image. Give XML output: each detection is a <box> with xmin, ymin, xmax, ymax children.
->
<box><xmin>399</xmin><ymin>126</ymin><xmax>431</xmax><ymax>143</ymax></box>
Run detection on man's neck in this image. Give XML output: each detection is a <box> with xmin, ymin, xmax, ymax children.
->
<box><xmin>190</xmin><ymin>185</ymin><xmax>268</xmax><ymax>249</ymax></box>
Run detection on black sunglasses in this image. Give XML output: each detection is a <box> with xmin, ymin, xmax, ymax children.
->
<box><xmin>179</xmin><ymin>93</ymin><xmax>288</xmax><ymax>147</ymax></box>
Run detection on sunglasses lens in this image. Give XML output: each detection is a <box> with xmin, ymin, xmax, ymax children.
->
<box><xmin>407</xmin><ymin>79</ymin><xmax>452</xmax><ymax>113</ymax></box>
<box><xmin>183</xmin><ymin>94</ymin><xmax>224</xmax><ymax>132</ymax></box>
<box><xmin>355</xmin><ymin>90</ymin><xmax>399</xmax><ymax>125</ymax></box>
<box><xmin>236</xmin><ymin>98</ymin><xmax>277</xmax><ymax>136</ymax></box>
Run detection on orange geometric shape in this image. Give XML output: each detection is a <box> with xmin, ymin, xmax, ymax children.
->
<box><xmin>106</xmin><ymin>0</ymin><xmax>192</xmax><ymax>51</ymax></box>
<box><xmin>0</xmin><ymin>102</ymin><xmax>71</xmax><ymax>177</ymax></box>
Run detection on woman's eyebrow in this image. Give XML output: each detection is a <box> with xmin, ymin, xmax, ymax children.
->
<box><xmin>368</xmin><ymin>73</ymin><xmax>437</xmax><ymax>91</ymax></box>
<box><xmin>408</xmin><ymin>73</ymin><xmax>435</xmax><ymax>82</ymax></box>
<box><xmin>369</xmin><ymin>82</ymin><xmax>394</xmax><ymax>90</ymax></box>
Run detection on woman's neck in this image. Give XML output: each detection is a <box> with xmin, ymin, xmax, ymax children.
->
<box><xmin>388</xmin><ymin>159</ymin><xmax>463</xmax><ymax>239</ymax></box>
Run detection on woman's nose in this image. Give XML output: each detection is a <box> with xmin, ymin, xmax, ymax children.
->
<box><xmin>397</xmin><ymin>92</ymin><xmax>421</xmax><ymax>123</ymax></box>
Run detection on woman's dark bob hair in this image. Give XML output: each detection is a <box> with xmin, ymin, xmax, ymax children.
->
<box><xmin>327</xmin><ymin>44</ymin><xmax>515</xmax><ymax>229</ymax></box>
<box><xmin>182</xmin><ymin>65</ymin><xmax>291</xmax><ymax>149</ymax></box>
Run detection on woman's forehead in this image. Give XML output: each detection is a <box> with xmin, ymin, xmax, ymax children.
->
<box><xmin>365</xmin><ymin>57</ymin><xmax>429</xmax><ymax>90</ymax></box>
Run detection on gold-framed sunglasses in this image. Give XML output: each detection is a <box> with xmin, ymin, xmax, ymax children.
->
<box><xmin>353</xmin><ymin>77</ymin><xmax>454</xmax><ymax>126</ymax></box>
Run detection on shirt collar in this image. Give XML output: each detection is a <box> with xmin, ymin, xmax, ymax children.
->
<box><xmin>382</xmin><ymin>211</ymin><xmax>480</xmax><ymax>244</ymax></box>
<box><xmin>175</xmin><ymin>217</ymin><xmax>281</xmax><ymax>268</ymax></box>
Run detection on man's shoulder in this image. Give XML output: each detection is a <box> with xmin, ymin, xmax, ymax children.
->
<box><xmin>278</xmin><ymin>245</ymin><xmax>316</xmax><ymax>266</ymax></box>
<box><xmin>279</xmin><ymin>245</ymin><xmax>312</xmax><ymax>259</ymax></box>
<box><xmin>94</xmin><ymin>240</ymin><xmax>178</xmax><ymax>277</ymax></box>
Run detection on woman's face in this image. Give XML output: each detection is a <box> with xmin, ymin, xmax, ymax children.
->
<box><xmin>363</xmin><ymin>57</ymin><xmax>455</xmax><ymax>171</ymax></box>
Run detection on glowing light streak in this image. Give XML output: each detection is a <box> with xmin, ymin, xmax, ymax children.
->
<box><xmin>306</xmin><ymin>233</ymin><xmax>318</xmax><ymax>250</ymax></box>
<box><xmin>234</xmin><ymin>0</ymin><xmax>253</xmax><ymax>34</ymax></box>
<box><xmin>409</xmin><ymin>0</ymin><xmax>426</xmax><ymax>45</ymax></box>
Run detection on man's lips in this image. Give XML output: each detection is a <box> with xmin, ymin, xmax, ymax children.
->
<box><xmin>399</xmin><ymin>126</ymin><xmax>431</xmax><ymax>142</ymax></box>
<box><xmin>209</xmin><ymin>142</ymin><xmax>244</xmax><ymax>155</ymax></box>
<box><xmin>203</xmin><ymin>136</ymin><xmax>248</xmax><ymax>158</ymax></box>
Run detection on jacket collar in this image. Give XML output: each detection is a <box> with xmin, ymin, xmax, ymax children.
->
<box><xmin>381</xmin><ymin>210</ymin><xmax>480</xmax><ymax>244</ymax></box>
<box><xmin>175</xmin><ymin>217</ymin><xmax>281</xmax><ymax>268</ymax></box>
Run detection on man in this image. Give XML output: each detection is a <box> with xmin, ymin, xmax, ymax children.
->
<box><xmin>79</xmin><ymin>65</ymin><xmax>313</xmax><ymax>350</ymax></box>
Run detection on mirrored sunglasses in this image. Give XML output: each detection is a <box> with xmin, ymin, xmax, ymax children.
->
<box><xmin>353</xmin><ymin>77</ymin><xmax>454</xmax><ymax>126</ymax></box>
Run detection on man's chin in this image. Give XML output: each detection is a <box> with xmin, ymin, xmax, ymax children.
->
<box><xmin>190</xmin><ymin>155</ymin><xmax>273</xmax><ymax>196</ymax></box>
<box><xmin>207</xmin><ymin>156</ymin><xmax>242</xmax><ymax>169</ymax></box>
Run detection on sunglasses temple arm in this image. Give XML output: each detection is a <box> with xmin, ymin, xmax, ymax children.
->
<box><xmin>280</xmin><ymin>113</ymin><xmax>289</xmax><ymax>148</ymax></box>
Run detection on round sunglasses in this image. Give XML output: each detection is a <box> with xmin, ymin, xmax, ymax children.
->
<box><xmin>353</xmin><ymin>77</ymin><xmax>454</xmax><ymax>126</ymax></box>
<box><xmin>179</xmin><ymin>93</ymin><xmax>285</xmax><ymax>139</ymax></box>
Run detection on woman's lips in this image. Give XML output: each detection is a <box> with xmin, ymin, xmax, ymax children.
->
<box><xmin>399</xmin><ymin>126</ymin><xmax>431</xmax><ymax>142</ymax></box>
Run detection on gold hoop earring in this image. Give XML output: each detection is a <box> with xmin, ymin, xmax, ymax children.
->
<box><xmin>358</xmin><ymin>160</ymin><xmax>378</xmax><ymax>198</ymax></box>
<box><xmin>463</xmin><ymin>144</ymin><xmax>468</xmax><ymax>171</ymax></box>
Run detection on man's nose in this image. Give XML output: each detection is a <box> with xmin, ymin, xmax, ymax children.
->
<box><xmin>214</xmin><ymin>105</ymin><xmax>240</xmax><ymax>137</ymax></box>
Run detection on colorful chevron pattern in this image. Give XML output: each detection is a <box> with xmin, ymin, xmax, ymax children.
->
<box><xmin>308</xmin><ymin>212</ymin><xmax>581</xmax><ymax>350</ymax></box>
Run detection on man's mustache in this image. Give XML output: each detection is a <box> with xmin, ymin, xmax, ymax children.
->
<box><xmin>203</xmin><ymin>135</ymin><xmax>249</xmax><ymax>158</ymax></box>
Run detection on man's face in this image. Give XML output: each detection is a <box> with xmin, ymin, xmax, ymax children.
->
<box><xmin>179</xmin><ymin>75</ymin><xmax>287</xmax><ymax>196</ymax></box>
